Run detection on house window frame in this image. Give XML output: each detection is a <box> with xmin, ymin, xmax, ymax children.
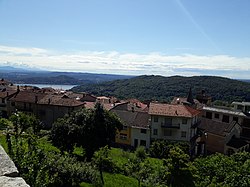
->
<box><xmin>222</xmin><ymin>115</ymin><xmax>230</xmax><ymax>123</ymax></box>
<box><xmin>153</xmin><ymin>116</ymin><xmax>158</xmax><ymax>123</ymax></box>
<box><xmin>140</xmin><ymin>129</ymin><xmax>147</xmax><ymax>134</ymax></box>
<box><xmin>153</xmin><ymin>129</ymin><xmax>158</xmax><ymax>135</ymax></box>
<box><xmin>182</xmin><ymin>118</ymin><xmax>188</xmax><ymax>124</ymax></box>
<box><xmin>181</xmin><ymin>131</ymin><xmax>187</xmax><ymax>138</ymax></box>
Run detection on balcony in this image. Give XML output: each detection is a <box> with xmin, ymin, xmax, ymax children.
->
<box><xmin>161</xmin><ymin>122</ymin><xmax>180</xmax><ymax>129</ymax></box>
<box><xmin>0</xmin><ymin>103</ymin><xmax>6</xmax><ymax>107</ymax></box>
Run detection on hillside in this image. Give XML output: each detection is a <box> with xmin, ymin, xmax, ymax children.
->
<box><xmin>71</xmin><ymin>75</ymin><xmax>250</xmax><ymax>102</ymax></box>
<box><xmin>0</xmin><ymin>66</ymin><xmax>133</xmax><ymax>85</ymax></box>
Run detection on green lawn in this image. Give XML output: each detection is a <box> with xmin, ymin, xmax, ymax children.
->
<box><xmin>80</xmin><ymin>172</ymin><xmax>138</xmax><ymax>187</ymax></box>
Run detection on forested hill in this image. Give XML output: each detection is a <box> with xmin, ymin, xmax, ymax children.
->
<box><xmin>71</xmin><ymin>75</ymin><xmax>250</xmax><ymax>102</ymax></box>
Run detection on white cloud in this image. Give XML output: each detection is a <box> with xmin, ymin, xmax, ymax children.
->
<box><xmin>0</xmin><ymin>45</ymin><xmax>250</xmax><ymax>78</ymax></box>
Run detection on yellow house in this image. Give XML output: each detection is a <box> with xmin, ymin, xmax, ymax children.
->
<box><xmin>115</xmin><ymin>125</ymin><xmax>132</xmax><ymax>146</ymax></box>
<box><xmin>111</xmin><ymin>110</ymin><xmax>137</xmax><ymax>146</ymax></box>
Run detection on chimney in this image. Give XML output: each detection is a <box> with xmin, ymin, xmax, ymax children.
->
<box><xmin>48</xmin><ymin>98</ymin><xmax>51</xmax><ymax>104</ymax></box>
<box><xmin>17</xmin><ymin>85</ymin><xmax>20</xmax><ymax>92</ymax></box>
<box><xmin>35</xmin><ymin>96</ymin><xmax>38</xmax><ymax>103</ymax></box>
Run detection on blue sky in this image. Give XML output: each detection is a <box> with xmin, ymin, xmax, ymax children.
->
<box><xmin>0</xmin><ymin>0</ymin><xmax>250</xmax><ymax>78</ymax></box>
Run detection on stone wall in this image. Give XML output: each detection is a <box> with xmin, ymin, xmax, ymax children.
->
<box><xmin>0</xmin><ymin>145</ymin><xmax>29</xmax><ymax>187</ymax></box>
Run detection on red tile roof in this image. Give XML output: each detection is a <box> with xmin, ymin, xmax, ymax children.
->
<box><xmin>0</xmin><ymin>90</ymin><xmax>17</xmax><ymax>98</ymax></box>
<box><xmin>38</xmin><ymin>94</ymin><xmax>85</xmax><ymax>107</ymax></box>
<box><xmin>10</xmin><ymin>90</ymin><xmax>47</xmax><ymax>103</ymax></box>
<box><xmin>149</xmin><ymin>102</ymin><xmax>200</xmax><ymax>118</ymax></box>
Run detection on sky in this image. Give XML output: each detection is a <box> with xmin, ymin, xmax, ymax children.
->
<box><xmin>0</xmin><ymin>0</ymin><xmax>250</xmax><ymax>78</ymax></box>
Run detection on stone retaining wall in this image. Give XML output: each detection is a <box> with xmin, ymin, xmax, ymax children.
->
<box><xmin>0</xmin><ymin>145</ymin><xmax>29</xmax><ymax>187</ymax></box>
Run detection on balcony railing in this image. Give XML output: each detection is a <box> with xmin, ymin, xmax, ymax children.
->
<box><xmin>0</xmin><ymin>103</ymin><xmax>6</xmax><ymax>107</ymax></box>
<box><xmin>161</xmin><ymin>122</ymin><xmax>180</xmax><ymax>129</ymax></box>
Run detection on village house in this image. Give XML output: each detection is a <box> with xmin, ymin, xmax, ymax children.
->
<box><xmin>149</xmin><ymin>102</ymin><xmax>200</xmax><ymax>142</ymax></box>
<box><xmin>231</xmin><ymin>102</ymin><xmax>250</xmax><ymax>139</ymax></box>
<box><xmin>148</xmin><ymin>102</ymin><xmax>201</xmax><ymax>155</ymax></box>
<box><xmin>110</xmin><ymin>101</ymin><xmax>150</xmax><ymax>148</ymax></box>
<box><xmin>36</xmin><ymin>94</ymin><xmax>85</xmax><ymax>127</ymax></box>
<box><xmin>7</xmin><ymin>89</ymin><xmax>85</xmax><ymax>128</ymax></box>
<box><xmin>202</xmin><ymin>106</ymin><xmax>246</xmax><ymax>125</ymax></box>
<box><xmin>199</xmin><ymin>118</ymin><xmax>248</xmax><ymax>155</ymax></box>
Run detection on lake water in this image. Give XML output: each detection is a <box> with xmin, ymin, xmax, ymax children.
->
<box><xmin>17</xmin><ymin>84</ymin><xmax>77</xmax><ymax>90</ymax></box>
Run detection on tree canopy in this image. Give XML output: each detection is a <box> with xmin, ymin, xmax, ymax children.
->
<box><xmin>72</xmin><ymin>75</ymin><xmax>250</xmax><ymax>103</ymax></box>
<box><xmin>50</xmin><ymin>103</ymin><xmax>123</xmax><ymax>159</ymax></box>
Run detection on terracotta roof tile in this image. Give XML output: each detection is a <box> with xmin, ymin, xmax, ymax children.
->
<box><xmin>149</xmin><ymin>102</ymin><xmax>200</xmax><ymax>118</ymax></box>
<box><xmin>38</xmin><ymin>94</ymin><xmax>85</xmax><ymax>107</ymax></box>
<box><xmin>10</xmin><ymin>90</ymin><xmax>47</xmax><ymax>103</ymax></box>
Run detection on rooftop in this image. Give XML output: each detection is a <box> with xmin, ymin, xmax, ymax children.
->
<box><xmin>111</xmin><ymin>109</ymin><xmax>149</xmax><ymax>129</ymax></box>
<box><xmin>203</xmin><ymin>106</ymin><xmax>246</xmax><ymax>117</ymax></box>
<box><xmin>232</xmin><ymin>101</ymin><xmax>250</xmax><ymax>106</ymax></box>
<box><xmin>149</xmin><ymin>102</ymin><xmax>200</xmax><ymax>118</ymax></box>
<box><xmin>199</xmin><ymin>118</ymin><xmax>239</xmax><ymax>137</ymax></box>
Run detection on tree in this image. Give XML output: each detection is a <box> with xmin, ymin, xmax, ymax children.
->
<box><xmin>92</xmin><ymin>146</ymin><xmax>115</xmax><ymax>185</ymax></box>
<box><xmin>126</xmin><ymin>147</ymin><xmax>152</xmax><ymax>187</ymax></box>
<box><xmin>50</xmin><ymin>103</ymin><xmax>123</xmax><ymax>159</ymax></box>
<box><xmin>164</xmin><ymin>147</ymin><xmax>195</xmax><ymax>187</ymax></box>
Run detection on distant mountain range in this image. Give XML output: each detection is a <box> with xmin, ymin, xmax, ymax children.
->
<box><xmin>0</xmin><ymin>66</ymin><xmax>134</xmax><ymax>85</ymax></box>
<box><xmin>71</xmin><ymin>75</ymin><xmax>250</xmax><ymax>103</ymax></box>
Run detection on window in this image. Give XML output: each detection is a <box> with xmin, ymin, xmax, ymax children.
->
<box><xmin>237</xmin><ymin>105</ymin><xmax>243</xmax><ymax>110</ymax></box>
<box><xmin>163</xmin><ymin>129</ymin><xmax>172</xmax><ymax>136</ymax></box>
<box><xmin>154</xmin><ymin>116</ymin><xmax>158</xmax><ymax>122</ymax></box>
<box><xmin>164</xmin><ymin>117</ymin><xmax>172</xmax><ymax>125</ymax></box>
<box><xmin>1</xmin><ymin>98</ymin><xmax>4</xmax><ymax>103</ymax></box>
<box><xmin>233</xmin><ymin>117</ymin><xmax>238</xmax><ymax>123</ymax></box>
<box><xmin>153</xmin><ymin>129</ymin><xmax>158</xmax><ymax>135</ymax></box>
<box><xmin>11</xmin><ymin>102</ymin><xmax>15</xmax><ymax>107</ymax></box>
<box><xmin>222</xmin><ymin>115</ymin><xmax>229</xmax><ymax>123</ymax></box>
<box><xmin>123</xmin><ymin>125</ymin><xmax>128</xmax><ymax>130</ymax></box>
<box><xmin>214</xmin><ymin>113</ymin><xmax>219</xmax><ymax>119</ymax></box>
<box><xmin>141</xmin><ymin>129</ymin><xmax>147</xmax><ymax>134</ymax></box>
<box><xmin>182</xmin><ymin>118</ymin><xmax>187</xmax><ymax>124</ymax></box>
<box><xmin>181</xmin><ymin>131</ymin><xmax>187</xmax><ymax>138</ymax></box>
<box><xmin>24</xmin><ymin>103</ymin><xmax>26</xmax><ymax>109</ymax></box>
<box><xmin>120</xmin><ymin>133</ymin><xmax>127</xmax><ymax>140</ymax></box>
<box><xmin>140</xmin><ymin>140</ymin><xmax>146</xmax><ymax>146</ymax></box>
<box><xmin>206</xmin><ymin>112</ymin><xmax>212</xmax><ymax>119</ymax></box>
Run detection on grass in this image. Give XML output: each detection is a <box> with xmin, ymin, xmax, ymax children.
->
<box><xmin>110</xmin><ymin>147</ymin><xmax>163</xmax><ymax>171</ymax></box>
<box><xmin>80</xmin><ymin>172</ymin><xmax>138</xmax><ymax>187</ymax></box>
<box><xmin>110</xmin><ymin>148</ymin><xmax>133</xmax><ymax>168</ymax></box>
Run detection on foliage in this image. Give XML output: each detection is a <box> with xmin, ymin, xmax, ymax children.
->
<box><xmin>163</xmin><ymin>147</ymin><xmax>195</xmax><ymax>187</ymax></box>
<box><xmin>192</xmin><ymin>152</ymin><xmax>250</xmax><ymax>187</ymax></box>
<box><xmin>50</xmin><ymin>103</ymin><xmax>123</xmax><ymax>159</ymax></box>
<box><xmin>149</xmin><ymin>140</ymin><xmax>190</xmax><ymax>159</ymax></box>
<box><xmin>126</xmin><ymin>147</ymin><xmax>153</xmax><ymax>187</ymax></box>
<box><xmin>72</xmin><ymin>75</ymin><xmax>250</xmax><ymax>102</ymax></box>
<box><xmin>0</xmin><ymin>118</ymin><xmax>12</xmax><ymax>130</ymax></box>
<box><xmin>92</xmin><ymin>146</ymin><xmax>116</xmax><ymax>185</ymax></box>
<box><xmin>4</xmin><ymin>114</ymin><xmax>100</xmax><ymax>187</ymax></box>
